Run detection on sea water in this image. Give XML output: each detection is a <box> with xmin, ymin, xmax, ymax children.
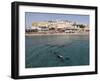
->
<box><xmin>25</xmin><ymin>35</ymin><xmax>89</xmax><ymax>68</ymax></box>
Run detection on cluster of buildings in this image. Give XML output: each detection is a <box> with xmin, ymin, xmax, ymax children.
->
<box><xmin>26</xmin><ymin>20</ymin><xmax>89</xmax><ymax>34</ymax></box>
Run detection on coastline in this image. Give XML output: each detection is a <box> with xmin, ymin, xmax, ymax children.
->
<box><xmin>25</xmin><ymin>32</ymin><xmax>89</xmax><ymax>36</ymax></box>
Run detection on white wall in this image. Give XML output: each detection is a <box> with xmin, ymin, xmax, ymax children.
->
<box><xmin>0</xmin><ymin>0</ymin><xmax>99</xmax><ymax>81</ymax></box>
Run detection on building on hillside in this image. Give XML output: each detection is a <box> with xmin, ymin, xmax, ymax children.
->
<box><xmin>26</xmin><ymin>20</ymin><xmax>89</xmax><ymax>33</ymax></box>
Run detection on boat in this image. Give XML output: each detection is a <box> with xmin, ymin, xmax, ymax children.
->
<box><xmin>53</xmin><ymin>51</ymin><xmax>70</xmax><ymax>62</ymax></box>
<box><xmin>57</xmin><ymin>55</ymin><xmax>64</xmax><ymax>60</ymax></box>
<box><xmin>57</xmin><ymin>54</ymin><xmax>70</xmax><ymax>61</ymax></box>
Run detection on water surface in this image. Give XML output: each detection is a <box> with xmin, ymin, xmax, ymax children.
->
<box><xmin>25</xmin><ymin>35</ymin><xmax>89</xmax><ymax>68</ymax></box>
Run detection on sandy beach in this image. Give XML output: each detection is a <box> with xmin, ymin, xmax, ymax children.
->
<box><xmin>25</xmin><ymin>32</ymin><xmax>89</xmax><ymax>36</ymax></box>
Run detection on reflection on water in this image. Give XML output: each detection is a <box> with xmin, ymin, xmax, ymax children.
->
<box><xmin>25</xmin><ymin>35</ymin><xmax>89</xmax><ymax>68</ymax></box>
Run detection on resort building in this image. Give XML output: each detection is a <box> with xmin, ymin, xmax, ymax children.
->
<box><xmin>25</xmin><ymin>20</ymin><xmax>89</xmax><ymax>34</ymax></box>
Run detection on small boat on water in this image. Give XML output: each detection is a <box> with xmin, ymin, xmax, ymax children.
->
<box><xmin>57</xmin><ymin>55</ymin><xmax>65</xmax><ymax>62</ymax></box>
<box><xmin>56</xmin><ymin>54</ymin><xmax>70</xmax><ymax>60</ymax></box>
<box><xmin>57</xmin><ymin>55</ymin><xmax>64</xmax><ymax>59</ymax></box>
<box><xmin>53</xmin><ymin>51</ymin><xmax>70</xmax><ymax>62</ymax></box>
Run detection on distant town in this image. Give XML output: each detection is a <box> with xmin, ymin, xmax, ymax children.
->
<box><xmin>25</xmin><ymin>20</ymin><xmax>89</xmax><ymax>35</ymax></box>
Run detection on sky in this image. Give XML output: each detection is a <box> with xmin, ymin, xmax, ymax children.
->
<box><xmin>25</xmin><ymin>12</ymin><xmax>89</xmax><ymax>27</ymax></box>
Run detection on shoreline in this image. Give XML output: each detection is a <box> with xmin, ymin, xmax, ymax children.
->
<box><xmin>25</xmin><ymin>32</ymin><xmax>89</xmax><ymax>36</ymax></box>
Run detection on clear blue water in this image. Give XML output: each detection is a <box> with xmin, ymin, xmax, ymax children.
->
<box><xmin>25</xmin><ymin>35</ymin><xmax>89</xmax><ymax>68</ymax></box>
